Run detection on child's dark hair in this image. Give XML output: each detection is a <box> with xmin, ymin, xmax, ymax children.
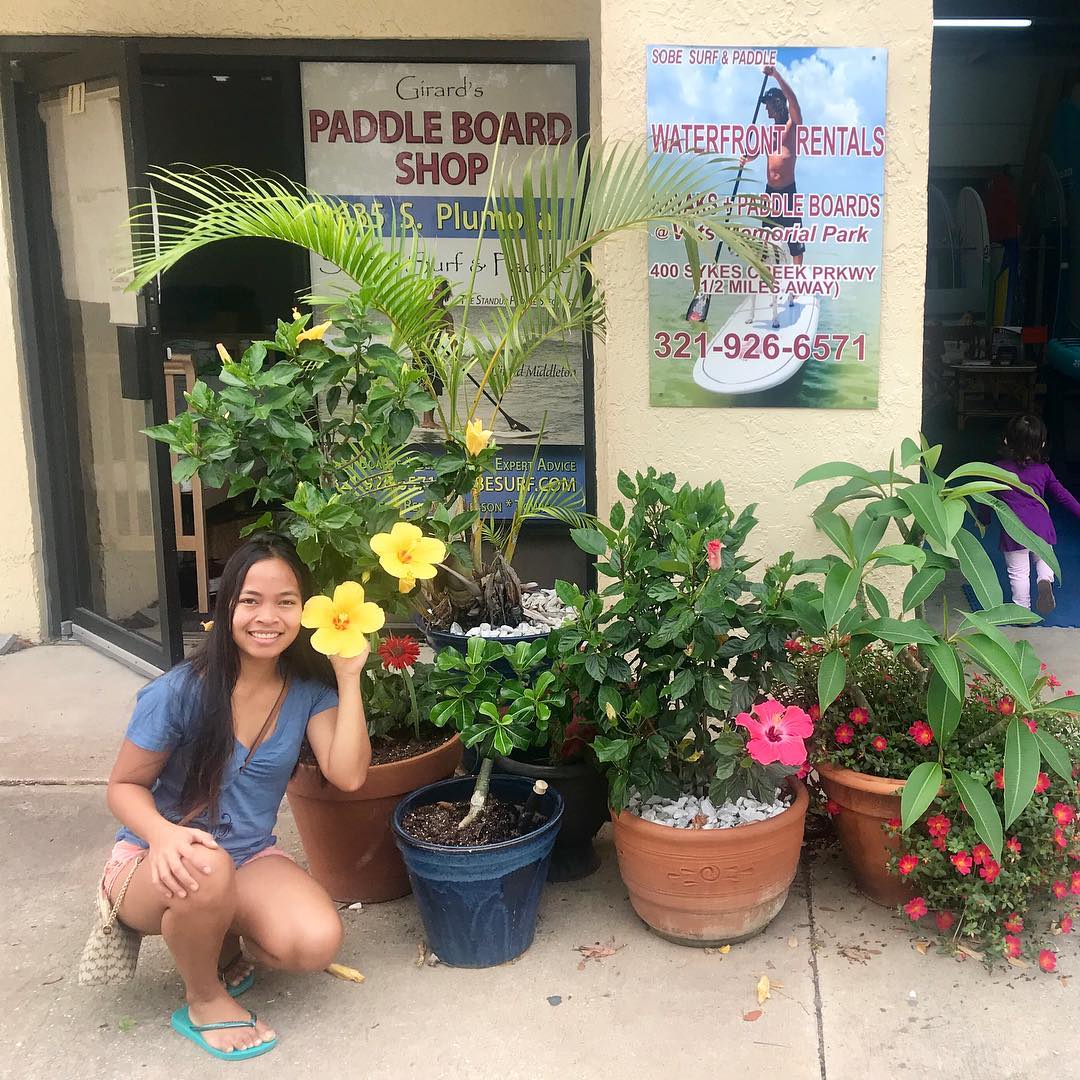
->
<box><xmin>1003</xmin><ymin>414</ymin><xmax>1047</xmax><ymax>465</ymax></box>
<box><xmin>179</xmin><ymin>532</ymin><xmax>333</xmax><ymax>820</ymax></box>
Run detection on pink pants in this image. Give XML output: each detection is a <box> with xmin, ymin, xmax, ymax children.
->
<box><xmin>1003</xmin><ymin>548</ymin><xmax>1054</xmax><ymax>610</ymax></box>
<box><xmin>101</xmin><ymin>839</ymin><xmax>293</xmax><ymax>898</ymax></box>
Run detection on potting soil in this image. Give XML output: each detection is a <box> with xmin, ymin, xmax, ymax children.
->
<box><xmin>401</xmin><ymin>795</ymin><xmax>535</xmax><ymax>845</ymax></box>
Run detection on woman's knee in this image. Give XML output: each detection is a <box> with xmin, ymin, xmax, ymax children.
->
<box><xmin>270</xmin><ymin>911</ymin><xmax>344</xmax><ymax>971</ymax></box>
<box><xmin>172</xmin><ymin>845</ymin><xmax>236</xmax><ymax>910</ymax></box>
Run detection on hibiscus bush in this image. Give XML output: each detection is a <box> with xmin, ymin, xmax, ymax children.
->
<box><xmin>550</xmin><ymin>468</ymin><xmax>810</xmax><ymax>810</ymax></box>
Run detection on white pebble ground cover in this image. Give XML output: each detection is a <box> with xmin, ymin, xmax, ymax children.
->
<box><xmin>627</xmin><ymin>789</ymin><xmax>791</xmax><ymax>829</ymax></box>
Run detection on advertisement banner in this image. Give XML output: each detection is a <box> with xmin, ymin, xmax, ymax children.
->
<box><xmin>646</xmin><ymin>46</ymin><xmax>887</xmax><ymax>408</ymax></box>
<box><xmin>300</xmin><ymin>62</ymin><xmax>586</xmax><ymax>448</ymax></box>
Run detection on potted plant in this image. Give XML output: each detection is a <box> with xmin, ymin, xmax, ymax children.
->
<box><xmin>552</xmin><ymin>469</ymin><xmax>812</xmax><ymax>945</ymax></box>
<box><xmin>783</xmin><ymin>436</ymin><xmax>1080</xmax><ymax>926</ymax></box>
<box><xmin>129</xmin><ymin>146</ymin><xmax>771</xmax><ymax>648</ymax></box>
<box><xmin>391</xmin><ymin>636</ymin><xmax>566</xmax><ymax>968</ymax></box>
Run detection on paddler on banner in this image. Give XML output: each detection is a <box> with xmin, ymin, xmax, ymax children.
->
<box><xmin>740</xmin><ymin>64</ymin><xmax>806</xmax><ymax>276</ymax></box>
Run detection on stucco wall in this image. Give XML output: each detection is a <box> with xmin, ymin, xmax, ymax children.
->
<box><xmin>596</xmin><ymin>2</ymin><xmax>932</xmax><ymax>568</ymax></box>
<box><xmin>0</xmin><ymin>1</ymin><xmax>600</xmax><ymax>641</ymax></box>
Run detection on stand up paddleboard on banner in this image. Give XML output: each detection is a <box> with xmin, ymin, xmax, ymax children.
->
<box><xmin>693</xmin><ymin>291</ymin><xmax>822</xmax><ymax>395</ymax></box>
<box><xmin>957</xmin><ymin>185</ymin><xmax>991</xmax><ymax>318</ymax></box>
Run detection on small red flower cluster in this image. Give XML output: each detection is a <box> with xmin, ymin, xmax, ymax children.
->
<box><xmin>870</xmin><ymin>734</ymin><xmax>888</xmax><ymax>752</ymax></box>
<box><xmin>834</xmin><ymin>723</ymin><xmax>854</xmax><ymax>746</ymax></box>
<box><xmin>848</xmin><ymin>706</ymin><xmax>869</xmax><ymax>727</ymax></box>
<box><xmin>908</xmin><ymin>720</ymin><xmax>934</xmax><ymax>747</ymax></box>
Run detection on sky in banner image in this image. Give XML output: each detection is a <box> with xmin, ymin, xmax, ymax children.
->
<box><xmin>301</xmin><ymin>62</ymin><xmax>586</xmax><ymax>453</ymax></box>
<box><xmin>646</xmin><ymin>46</ymin><xmax>888</xmax><ymax>409</ymax></box>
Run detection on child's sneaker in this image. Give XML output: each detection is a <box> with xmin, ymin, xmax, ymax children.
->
<box><xmin>1037</xmin><ymin>579</ymin><xmax>1056</xmax><ymax>615</ymax></box>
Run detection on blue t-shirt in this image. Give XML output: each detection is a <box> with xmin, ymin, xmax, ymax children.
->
<box><xmin>116</xmin><ymin>664</ymin><xmax>338</xmax><ymax>865</ymax></box>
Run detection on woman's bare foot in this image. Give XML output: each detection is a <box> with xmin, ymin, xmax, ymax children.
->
<box><xmin>218</xmin><ymin>933</ymin><xmax>254</xmax><ymax>989</ymax></box>
<box><xmin>186</xmin><ymin>991</ymin><xmax>276</xmax><ymax>1054</ymax></box>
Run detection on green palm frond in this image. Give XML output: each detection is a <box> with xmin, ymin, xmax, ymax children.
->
<box><xmin>128</xmin><ymin>166</ymin><xmax>447</xmax><ymax>351</ymax></box>
<box><xmin>337</xmin><ymin>443</ymin><xmax>423</xmax><ymax>512</ymax></box>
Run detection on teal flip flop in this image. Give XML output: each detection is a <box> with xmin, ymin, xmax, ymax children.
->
<box><xmin>225</xmin><ymin>971</ymin><xmax>254</xmax><ymax>998</ymax></box>
<box><xmin>170</xmin><ymin>1006</ymin><xmax>276</xmax><ymax>1061</ymax></box>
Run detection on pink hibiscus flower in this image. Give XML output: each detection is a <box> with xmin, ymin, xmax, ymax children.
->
<box><xmin>734</xmin><ymin>699</ymin><xmax>814</xmax><ymax>768</ymax></box>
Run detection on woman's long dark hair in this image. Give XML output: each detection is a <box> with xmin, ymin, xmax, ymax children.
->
<box><xmin>178</xmin><ymin>533</ymin><xmax>333</xmax><ymax>821</ymax></box>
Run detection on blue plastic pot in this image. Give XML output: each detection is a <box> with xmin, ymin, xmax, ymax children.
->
<box><xmin>391</xmin><ymin>775</ymin><xmax>564</xmax><ymax>967</ymax></box>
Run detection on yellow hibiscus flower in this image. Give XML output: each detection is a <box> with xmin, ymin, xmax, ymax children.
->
<box><xmin>301</xmin><ymin>581</ymin><xmax>385</xmax><ymax>658</ymax></box>
<box><xmin>369</xmin><ymin>522</ymin><xmax>446</xmax><ymax>580</ymax></box>
<box><xmin>464</xmin><ymin>418</ymin><xmax>493</xmax><ymax>457</ymax></box>
<box><xmin>296</xmin><ymin>320</ymin><xmax>332</xmax><ymax>344</ymax></box>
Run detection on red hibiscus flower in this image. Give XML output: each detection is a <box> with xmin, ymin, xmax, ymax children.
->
<box><xmin>898</xmin><ymin>854</ymin><xmax>920</xmax><ymax>876</ymax></box>
<box><xmin>808</xmin><ymin>704</ymin><xmax>821</xmax><ymax>722</ymax></box>
<box><xmin>1006</xmin><ymin>837</ymin><xmax>1023</xmax><ymax>856</ymax></box>
<box><xmin>784</xmin><ymin>638</ymin><xmax>804</xmax><ymax>654</ymax></box>
<box><xmin>834</xmin><ymin>723</ymin><xmax>854</xmax><ymax>746</ymax></box>
<box><xmin>1004</xmin><ymin>913</ymin><xmax>1024</xmax><ymax>934</ymax></box>
<box><xmin>908</xmin><ymin>721</ymin><xmax>934</xmax><ymax>747</ymax></box>
<box><xmin>1053</xmin><ymin>803</ymin><xmax>1076</xmax><ymax>827</ymax></box>
<box><xmin>1039</xmin><ymin>949</ymin><xmax>1058</xmax><ymax>973</ymax></box>
<box><xmin>1005</xmin><ymin>935</ymin><xmax>1022</xmax><ymax>959</ymax></box>
<box><xmin>849</xmin><ymin>706</ymin><xmax>869</xmax><ymax>727</ymax></box>
<box><xmin>1036</xmin><ymin>773</ymin><xmax>1052</xmax><ymax>794</ymax></box>
<box><xmin>826</xmin><ymin>800</ymin><xmax>842</xmax><ymax>817</ymax></box>
<box><xmin>871</xmin><ymin>735</ymin><xmax>888</xmax><ymax>752</ymax></box>
<box><xmin>926</xmin><ymin>814</ymin><xmax>951</xmax><ymax>838</ymax></box>
<box><xmin>994</xmin><ymin>769</ymin><xmax>1005</xmax><ymax>790</ymax></box>
<box><xmin>1052</xmin><ymin>881</ymin><xmax>1069</xmax><ymax>899</ymax></box>
<box><xmin>1025</xmin><ymin>718</ymin><xmax>1038</xmax><ymax>734</ymax></box>
<box><xmin>997</xmin><ymin>697</ymin><xmax>1015</xmax><ymax>716</ymax></box>
<box><xmin>903</xmin><ymin>897</ymin><xmax>928</xmax><ymax>920</ymax></box>
<box><xmin>972</xmin><ymin>844</ymin><xmax>992</xmax><ymax>866</ymax></box>
<box><xmin>377</xmin><ymin>634</ymin><xmax>421</xmax><ymax>671</ymax></box>
<box><xmin>1055</xmin><ymin>827</ymin><xmax>1069</xmax><ymax>850</ymax></box>
<box><xmin>1062</xmin><ymin>915</ymin><xmax>1074</xmax><ymax>935</ymax></box>
<box><xmin>980</xmin><ymin>859</ymin><xmax>1001</xmax><ymax>884</ymax></box>
<box><xmin>951</xmin><ymin>851</ymin><xmax>973</xmax><ymax>875</ymax></box>
<box><xmin>735</xmin><ymin>699</ymin><xmax>813</xmax><ymax>767</ymax></box>
<box><xmin>935</xmin><ymin>911</ymin><xmax>955</xmax><ymax>933</ymax></box>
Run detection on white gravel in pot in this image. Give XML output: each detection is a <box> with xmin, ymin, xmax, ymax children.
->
<box><xmin>626</xmin><ymin>789</ymin><xmax>790</xmax><ymax>829</ymax></box>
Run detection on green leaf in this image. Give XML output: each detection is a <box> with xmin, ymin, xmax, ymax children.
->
<box><xmin>598</xmin><ymin>684</ymin><xmax>623</xmax><ymax>718</ymax></box>
<box><xmin>952</xmin><ymin>771</ymin><xmax>1003</xmax><ymax>862</ymax></box>
<box><xmin>900</xmin><ymin>438</ymin><xmax>921</xmax><ymax>468</ymax></box>
<box><xmin>796</xmin><ymin>461</ymin><xmax>880</xmax><ymax>488</ymax></box>
<box><xmin>817</xmin><ymin>651</ymin><xmax>846</xmax><ymax>714</ymax></box>
<box><xmin>927</xmin><ymin>671</ymin><xmax>962</xmax><ymax>746</ymax></box>
<box><xmin>974</xmin><ymin>493</ymin><xmax>1061</xmax><ymax>580</ymax></box>
<box><xmin>943</xmin><ymin>480</ymin><xmax>1010</xmax><ymax>500</ymax></box>
<box><xmin>1003</xmin><ymin>718</ymin><xmax>1041</xmax><ymax>828</ymax></box>
<box><xmin>593</xmin><ymin>736</ymin><xmax>631</xmax><ymax>763</ymax></box>
<box><xmin>958</xmin><ymin>629</ymin><xmax>1032</xmax><ymax>710</ymax></box>
<box><xmin>584</xmin><ymin>653</ymin><xmax>609</xmax><ymax>682</ymax></box>
<box><xmin>789</xmin><ymin>596</ymin><xmax>827</xmax><ymax>638</ymax></box>
<box><xmin>1016</xmin><ymin>639</ymin><xmax>1042</xmax><ymax>688</ymax></box>
<box><xmin>823</xmin><ymin>562</ymin><xmax>859</xmax><ymax>628</ymax></box>
<box><xmin>898</xmin><ymin>484</ymin><xmax>947</xmax><ymax>545</ymax></box>
<box><xmin>870</xmin><ymin>545</ymin><xmax>926</xmax><ymax>570</ymax></box>
<box><xmin>1034</xmin><ymin>728</ymin><xmax>1073</xmax><ymax>783</ymax></box>
<box><xmin>946</xmin><ymin>461</ymin><xmax>1042</xmax><ymax>495</ymax></box>
<box><xmin>900</xmin><ymin>761</ymin><xmax>942</xmax><ymax>831</ymax></box>
<box><xmin>811</xmin><ymin>508</ymin><xmax>855</xmax><ymax>561</ymax></box>
<box><xmin>852</xmin><ymin>509</ymin><xmax>889</xmax><ymax>566</ymax></box>
<box><xmin>862</xmin><ymin>618</ymin><xmax>937</xmax><ymax>645</ymax></box>
<box><xmin>901</xmin><ymin>568</ymin><xmax>945</xmax><ymax>612</ymax></box>
<box><xmin>171</xmin><ymin>457</ymin><xmax>201</xmax><ymax>484</ymax></box>
<box><xmin>1037</xmin><ymin>695</ymin><xmax>1080</xmax><ymax>715</ymax></box>
<box><xmin>864</xmin><ymin>583</ymin><xmax>890</xmax><ymax>619</ymax></box>
<box><xmin>953</xmin><ymin>529</ymin><xmax>1004</xmax><ymax>611</ymax></box>
<box><xmin>663</xmin><ymin>668</ymin><xmax>695</xmax><ymax>700</ymax></box>
<box><xmin>962</xmin><ymin>604</ymin><xmax>1040</xmax><ymax>627</ymax></box>
<box><xmin>923</xmin><ymin>641</ymin><xmax>965</xmax><ymax>701</ymax></box>
<box><xmin>570</xmin><ymin>528</ymin><xmax>608</xmax><ymax>557</ymax></box>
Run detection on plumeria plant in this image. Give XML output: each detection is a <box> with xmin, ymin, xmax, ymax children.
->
<box><xmin>793</xmin><ymin>646</ymin><xmax>1080</xmax><ymax>964</ymax></box>
<box><xmin>130</xmin><ymin>145</ymin><xmax>771</xmax><ymax>632</ymax></box>
<box><xmin>787</xmin><ymin>436</ymin><xmax>1080</xmax><ymax>867</ymax></box>
<box><xmin>549</xmin><ymin>468</ymin><xmax>806</xmax><ymax>811</ymax></box>
<box><xmin>428</xmin><ymin>635</ymin><xmax>565</xmax><ymax>828</ymax></box>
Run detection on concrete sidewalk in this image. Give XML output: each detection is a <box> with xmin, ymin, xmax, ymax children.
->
<box><xmin>1</xmin><ymin>641</ymin><xmax>1077</xmax><ymax>1080</ymax></box>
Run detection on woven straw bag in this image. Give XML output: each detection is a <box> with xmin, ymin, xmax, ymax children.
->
<box><xmin>78</xmin><ymin>857</ymin><xmax>143</xmax><ymax>986</ymax></box>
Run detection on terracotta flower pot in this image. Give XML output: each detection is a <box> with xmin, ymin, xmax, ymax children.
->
<box><xmin>610</xmin><ymin>779</ymin><xmax>809</xmax><ymax>946</ymax></box>
<box><xmin>286</xmin><ymin>735</ymin><xmax>462</xmax><ymax>903</ymax></box>
<box><xmin>815</xmin><ymin>760</ymin><xmax>913</xmax><ymax>908</ymax></box>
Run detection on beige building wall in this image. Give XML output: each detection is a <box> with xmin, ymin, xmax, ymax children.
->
<box><xmin>596</xmin><ymin>1</ymin><xmax>932</xmax><ymax>566</ymax></box>
<box><xmin>0</xmin><ymin>0</ymin><xmax>601</xmax><ymax>641</ymax></box>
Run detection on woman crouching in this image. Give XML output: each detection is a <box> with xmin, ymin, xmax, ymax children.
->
<box><xmin>104</xmin><ymin>534</ymin><xmax>371</xmax><ymax>1060</ymax></box>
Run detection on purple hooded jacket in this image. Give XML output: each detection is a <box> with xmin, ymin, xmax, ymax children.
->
<box><xmin>987</xmin><ymin>459</ymin><xmax>1080</xmax><ymax>552</ymax></box>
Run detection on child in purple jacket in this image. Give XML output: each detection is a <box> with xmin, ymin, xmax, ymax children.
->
<box><xmin>991</xmin><ymin>415</ymin><xmax>1080</xmax><ymax>614</ymax></box>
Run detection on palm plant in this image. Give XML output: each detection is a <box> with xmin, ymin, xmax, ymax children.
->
<box><xmin>130</xmin><ymin>143</ymin><xmax>768</xmax><ymax>629</ymax></box>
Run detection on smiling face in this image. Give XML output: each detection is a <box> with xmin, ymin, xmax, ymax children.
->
<box><xmin>230</xmin><ymin>557</ymin><xmax>303</xmax><ymax>661</ymax></box>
